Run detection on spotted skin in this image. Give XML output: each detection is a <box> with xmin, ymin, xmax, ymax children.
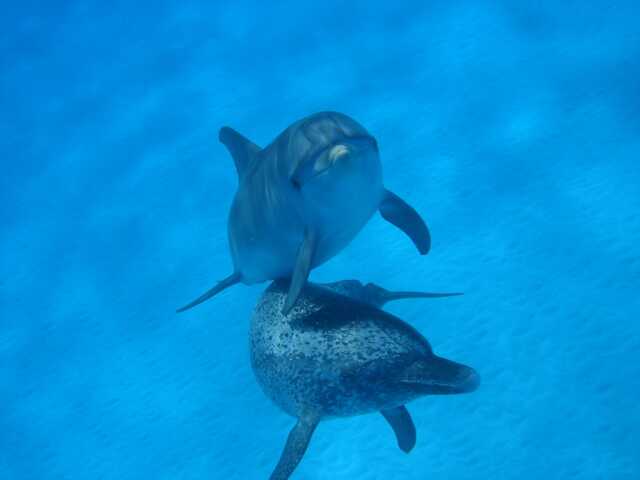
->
<box><xmin>250</xmin><ymin>280</ymin><xmax>479</xmax><ymax>479</ymax></box>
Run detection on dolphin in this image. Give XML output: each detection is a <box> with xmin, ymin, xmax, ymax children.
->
<box><xmin>250</xmin><ymin>280</ymin><xmax>478</xmax><ymax>479</ymax></box>
<box><xmin>177</xmin><ymin>112</ymin><xmax>431</xmax><ymax>314</ymax></box>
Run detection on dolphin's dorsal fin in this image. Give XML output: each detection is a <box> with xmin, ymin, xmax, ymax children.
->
<box><xmin>219</xmin><ymin>127</ymin><xmax>261</xmax><ymax>176</ymax></box>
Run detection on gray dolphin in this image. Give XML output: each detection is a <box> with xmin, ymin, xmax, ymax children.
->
<box><xmin>250</xmin><ymin>280</ymin><xmax>479</xmax><ymax>479</ymax></box>
<box><xmin>177</xmin><ymin>112</ymin><xmax>431</xmax><ymax>314</ymax></box>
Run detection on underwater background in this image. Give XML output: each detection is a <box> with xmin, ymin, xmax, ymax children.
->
<box><xmin>2</xmin><ymin>1</ymin><xmax>639</xmax><ymax>479</ymax></box>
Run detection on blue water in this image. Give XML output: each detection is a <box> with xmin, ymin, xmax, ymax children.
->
<box><xmin>2</xmin><ymin>1</ymin><xmax>639</xmax><ymax>479</ymax></box>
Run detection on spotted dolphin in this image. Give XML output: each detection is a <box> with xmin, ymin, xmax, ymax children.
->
<box><xmin>250</xmin><ymin>280</ymin><xmax>478</xmax><ymax>479</ymax></box>
<box><xmin>177</xmin><ymin>112</ymin><xmax>431</xmax><ymax>314</ymax></box>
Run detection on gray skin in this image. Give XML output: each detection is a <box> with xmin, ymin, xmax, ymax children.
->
<box><xmin>177</xmin><ymin>112</ymin><xmax>431</xmax><ymax>314</ymax></box>
<box><xmin>251</xmin><ymin>280</ymin><xmax>479</xmax><ymax>480</ymax></box>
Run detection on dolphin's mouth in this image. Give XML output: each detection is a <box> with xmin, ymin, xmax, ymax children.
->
<box><xmin>416</xmin><ymin>357</ymin><xmax>481</xmax><ymax>394</ymax></box>
<box><xmin>437</xmin><ymin>367</ymin><xmax>480</xmax><ymax>394</ymax></box>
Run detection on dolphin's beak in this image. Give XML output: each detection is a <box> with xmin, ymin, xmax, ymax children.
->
<box><xmin>427</xmin><ymin>356</ymin><xmax>481</xmax><ymax>394</ymax></box>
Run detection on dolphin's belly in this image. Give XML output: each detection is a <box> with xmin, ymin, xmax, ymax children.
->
<box><xmin>231</xmin><ymin>234</ymin><xmax>301</xmax><ymax>284</ymax></box>
<box><xmin>304</xmin><ymin>170</ymin><xmax>384</xmax><ymax>266</ymax></box>
<box><xmin>232</xmin><ymin>189</ymin><xmax>380</xmax><ymax>283</ymax></box>
<box><xmin>312</xmin><ymin>191</ymin><xmax>382</xmax><ymax>266</ymax></box>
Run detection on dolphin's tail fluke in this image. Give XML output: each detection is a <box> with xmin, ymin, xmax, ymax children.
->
<box><xmin>176</xmin><ymin>272</ymin><xmax>241</xmax><ymax>313</ymax></box>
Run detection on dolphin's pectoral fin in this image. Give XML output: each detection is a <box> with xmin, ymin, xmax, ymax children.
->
<box><xmin>219</xmin><ymin>126</ymin><xmax>261</xmax><ymax>177</ymax></box>
<box><xmin>282</xmin><ymin>229</ymin><xmax>317</xmax><ymax>315</ymax></box>
<box><xmin>365</xmin><ymin>282</ymin><xmax>463</xmax><ymax>307</ymax></box>
<box><xmin>381</xmin><ymin>405</ymin><xmax>416</xmax><ymax>453</ymax></box>
<box><xmin>176</xmin><ymin>272</ymin><xmax>241</xmax><ymax>313</ymax></box>
<box><xmin>270</xmin><ymin>415</ymin><xmax>320</xmax><ymax>480</ymax></box>
<box><xmin>379</xmin><ymin>189</ymin><xmax>431</xmax><ymax>255</ymax></box>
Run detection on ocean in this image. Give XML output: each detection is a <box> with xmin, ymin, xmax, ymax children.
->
<box><xmin>1</xmin><ymin>1</ymin><xmax>639</xmax><ymax>479</ymax></box>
